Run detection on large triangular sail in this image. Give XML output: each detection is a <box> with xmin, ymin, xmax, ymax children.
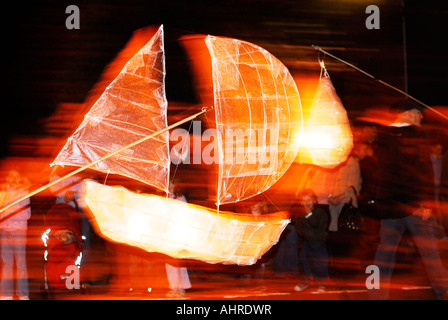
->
<box><xmin>204</xmin><ymin>36</ymin><xmax>303</xmax><ymax>205</ymax></box>
<box><xmin>52</xmin><ymin>25</ymin><xmax>170</xmax><ymax>193</ymax></box>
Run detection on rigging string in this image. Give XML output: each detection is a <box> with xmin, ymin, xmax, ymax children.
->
<box><xmin>312</xmin><ymin>45</ymin><xmax>448</xmax><ymax>122</ymax></box>
<box><xmin>318</xmin><ymin>51</ymin><xmax>329</xmax><ymax>79</ymax></box>
<box><xmin>168</xmin><ymin>116</ymin><xmax>194</xmax><ymax>198</ymax></box>
<box><xmin>261</xmin><ymin>192</ymin><xmax>283</xmax><ymax>214</ymax></box>
<box><xmin>104</xmin><ymin>169</ymin><xmax>111</xmax><ymax>185</ymax></box>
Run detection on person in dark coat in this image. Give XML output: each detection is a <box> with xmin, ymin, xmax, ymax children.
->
<box><xmin>292</xmin><ymin>189</ymin><xmax>330</xmax><ymax>291</ymax></box>
<box><xmin>440</xmin><ymin>149</ymin><xmax>448</xmax><ymax>234</ymax></box>
<box><xmin>368</xmin><ymin>99</ymin><xmax>448</xmax><ymax>300</ymax></box>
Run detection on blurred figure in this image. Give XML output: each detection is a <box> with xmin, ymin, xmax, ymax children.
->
<box><xmin>430</xmin><ymin>143</ymin><xmax>443</xmax><ymax>204</ymax></box>
<box><xmin>43</xmin><ymin>191</ymin><xmax>82</xmax><ymax>293</ymax></box>
<box><xmin>113</xmin><ymin>186</ymin><xmax>158</xmax><ymax>296</ymax></box>
<box><xmin>165</xmin><ymin>181</ymin><xmax>191</xmax><ymax>297</ymax></box>
<box><xmin>109</xmin><ymin>243</ymin><xmax>155</xmax><ymax>296</ymax></box>
<box><xmin>440</xmin><ymin>149</ymin><xmax>448</xmax><ymax>234</ymax></box>
<box><xmin>49</xmin><ymin>166</ymin><xmax>84</xmax><ymax>209</ymax></box>
<box><xmin>272</xmin><ymin>199</ymin><xmax>299</xmax><ymax>278</ymax></box>
<box><xmin>250</xmin><ymin>200</ymin><xmax>269</xmax><ymax>218</ymax></box>
<box><xmin>0</xmin><ymin>170</ymin><xmax>31</xmax><ymax>300</ymax></box>
<box><xmin>48</xmin><ymin>167</ymin><xmax>88</xmax><ymax>244</ymax></box>
<box><xmin>428</xmin><ymin>142</ymin><xmax>448</xmax><ymax>237</ymax></box>
<box><xmin>49</xmin><ymin>166</ymin><xmax>102</xmax><ymax>289</ymax></box>
<box><xmin>327</xmin><ymin>151</ymin><xmax>362</xmax><ymax>232</ymax></box>
<box><xmin>326</xmin><ymin>146</ymin><xmax>363</xmax><ymax>275</ymax></box>
<box><xmin>298</xmin><ymin>151</ymin><xmax>362</xmax><ymax>277</ymax></box>
<box><xmin>293</xmin><ymin>189</ymin><xmax>330</xmax><ymax>291</ymax></box>
<box><xmin>235</xmin><ymin>197</ymin><xmax>277</xmax><ymax>289</ymax></box>
<box><xmin>246</xmin><ymin>200</ymin><xmax>272</xmax><ymax>290</ymax></box>
<box><xmin>369</xmin><ymin>100</ymin><xmax>448</xmax><ymax>300</ymax></box>
<box><xmin>355</xmin><ymin>137</ymin><xmax>382</xmax><ymax>270</ymax></box>
<box><xmin>165</xmin><ymin>261</ymin><xmax>191</xmax><ymax>298</ymax></box>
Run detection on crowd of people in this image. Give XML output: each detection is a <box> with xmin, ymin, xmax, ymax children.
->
<box><xmin>1</xmin><ymin>100</ymin><xmax>448</xmax><ymax>300</ymax></box>
<box><xmin>277</xmin><ymin>99</ymin><xmax>448</xmax><ymax>299</ymax></box>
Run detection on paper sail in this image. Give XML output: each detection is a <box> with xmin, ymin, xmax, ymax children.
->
<box><xmin>83</xmin><ymin>180</ymin><xmax>289</xmax><ymax>265</ymax></box>
<box><xmin>297</xmin><ymin>76</ymin><xmax>353</xmax><ymax>168</ymax></box>
<box><xmin>52</xmin><ymin>25</ymin><xmax>170</xmax><ymax>193</ymax></box>
<box><xmin>205</xmin><ymin>36</ymin><xmax>303</xmax><ymax>205</ymax></box>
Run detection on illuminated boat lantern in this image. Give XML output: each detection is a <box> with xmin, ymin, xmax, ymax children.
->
<box><xmin>84</xmin><ymin>181</ymin><xmax>289</xmax><ymax>265</ymax></box>
<box><xmin>52</xmin><ymin>25</ymin><xmax>302</xmax><ymax>265</ymax></box>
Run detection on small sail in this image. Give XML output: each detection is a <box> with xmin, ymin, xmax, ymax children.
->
<box><xmin>52</xmin><ymin>25</ymin><xmax>170</xmax><ymax>193</ymax></box>
<box><xmin>297</xmin><ymin>75</ymin><xmax>353</xmax><ymax>168</ymax></box>
<box><xmin>205</xmin><ymin>36</ymin><xmax>303</xmax><ymax>205</ymax></box>
<box><xmin>84</xmin><ymin>180</ymin><xmax>289</xmax><ymax>265</ymax></box>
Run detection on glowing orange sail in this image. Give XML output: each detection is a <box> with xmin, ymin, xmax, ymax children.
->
<box><xmin>52</xmin><ymin>25</ymin><xmax>170</xmax><ymax>193</ymax></box>
<box><xmin>84</xmin><ymin>180</ymin><xmax>289</xmax><ymax>265</ymax></box>
<box><xmin>297</xmin><ymin>75</ymin><xmax>353</xmax><ymax>168</ymax></box>
<box><xmin>205</xmin><ymin>36</ymin><xmax>303</xmax><ymax>205</ymax></box>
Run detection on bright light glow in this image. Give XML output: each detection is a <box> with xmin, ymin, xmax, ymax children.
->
<box><xmin>75</xmin><ymin>252</ymin><xmax>83</xmax><ymax>266</ymax></box>
<box><xmin>296</xmin><ymin>76</ymin><xmax>353</xmax><ymax>168</ymax></box>
<box><xmin>301</xmin><ymin>127</ymin><xmax>341</xmax><ymax>149</ymax></box>
<box><xmin>83</xmin><ymin>180</ymin><xmax>289</xmax><ymax>265</ymax></box>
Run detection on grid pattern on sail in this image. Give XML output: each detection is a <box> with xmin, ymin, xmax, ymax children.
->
<box><xmin>205</xmin><ymin>36</ymin><xmax>303</xmax><ymax>205</ymax></box>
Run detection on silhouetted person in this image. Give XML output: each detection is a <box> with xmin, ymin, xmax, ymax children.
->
<box><xmin>0</xmin><ymin>170</ymin><xmax>31</xmax><ymax>300</ymax></box>
<box><xmin>368</xmin><ymin>100</ymin><xmax>448</xmax><ymax>300</ymax></box>
<box><xmin>293</xmin><ymin>189</ymin><xmax>330</xmax><ymax>292</ymax></box>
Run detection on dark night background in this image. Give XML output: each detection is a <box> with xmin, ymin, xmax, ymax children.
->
<box><xmin>0</xmin><ymin>1</ymin><xmax>447</xmax><ymax>303</ymax></box>
<box><xmin>1</xmin><ymin>0</ymin><xmax>447</xmax><ymax>159</ymax></box>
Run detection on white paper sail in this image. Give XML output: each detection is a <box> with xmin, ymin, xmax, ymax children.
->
<box><xmin>297</xmin><ymin>75</ymin><xmax>353</xmax><ymax>168</ymax></box>
<box><xmin>52</xmin><ymin>25</ymin><xmax>170</xmax><ymax>193</ymax></box>
<box><xmin>205</xmin><ymin>35</ymin><xmax>303</xmax><ymax>205</ymax></box>
<box><xmin>84</xmin><ymin>180</ymin><xmax>289</xmax><ymax>265</ymax></box>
